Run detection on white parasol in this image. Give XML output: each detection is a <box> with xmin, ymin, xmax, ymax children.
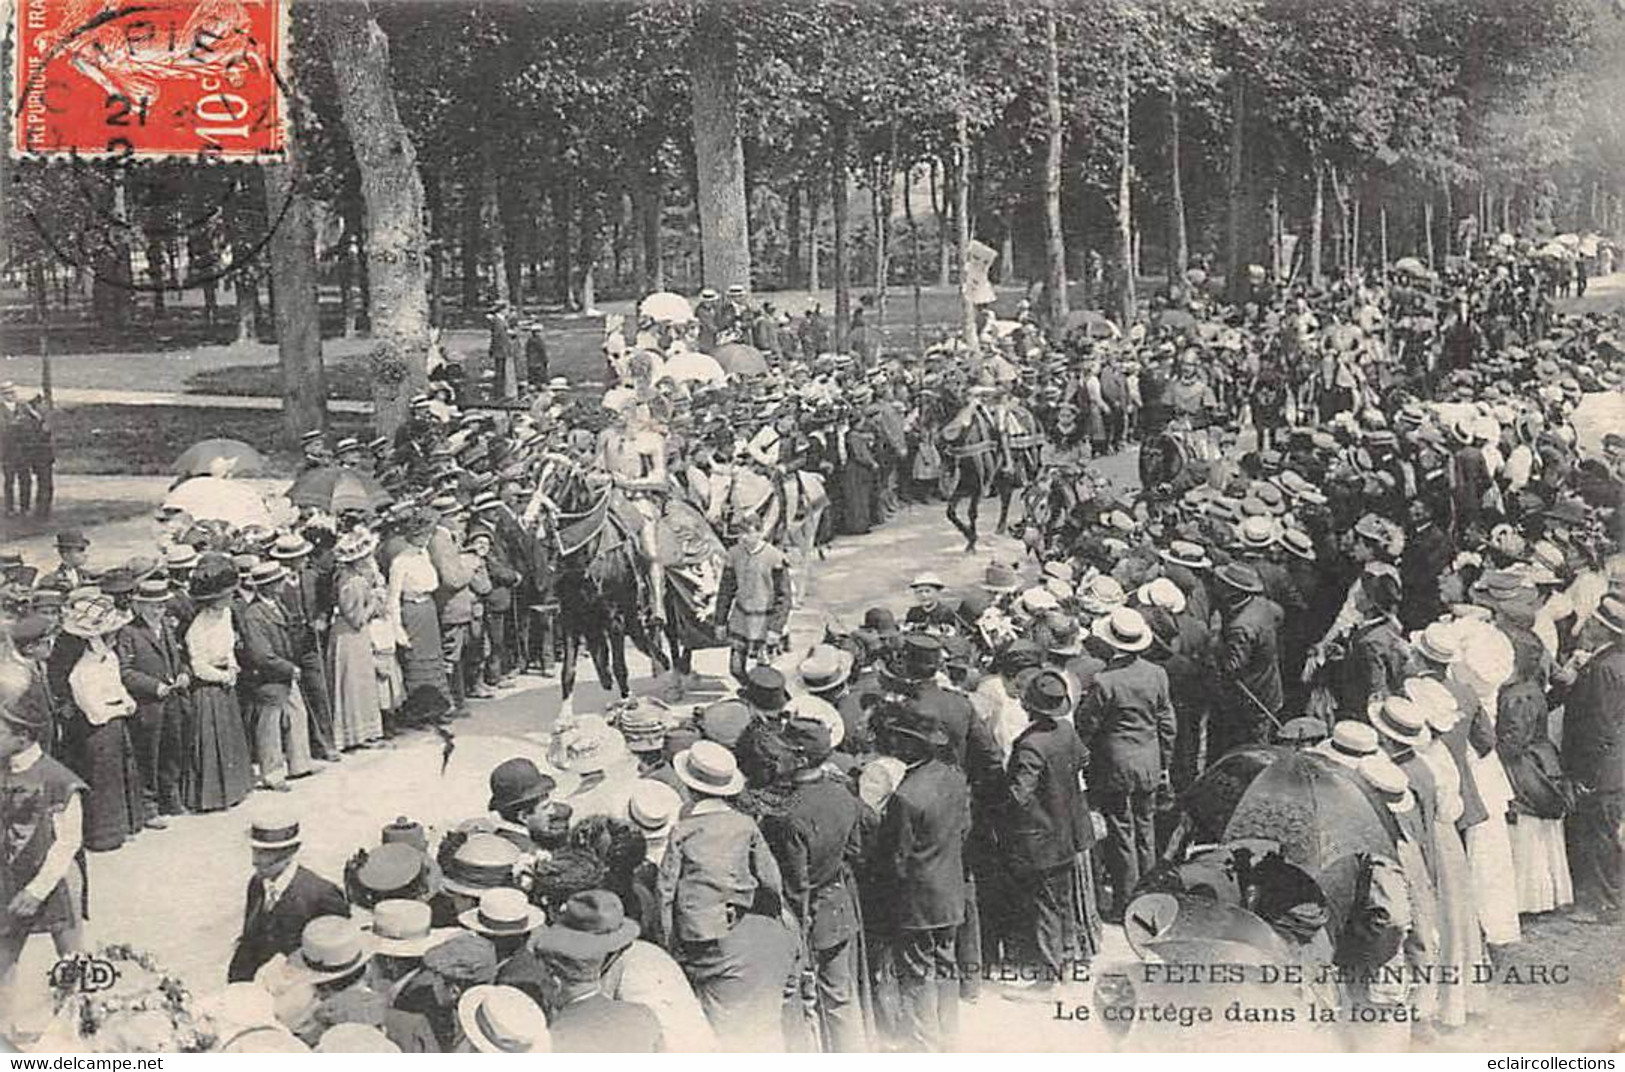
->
<box><xmin>638</xmin><ymin>291</ymin><xmax>695</xmax><ymax>324</ymax></box>
<box><xmin>162</xmin><ymin>477</ymin><xmax>274</xmax><ymax>529</ymax></box>
<box><xmin>661</xmin><ymin>349</ymin><xmax>728</xmax><ymax>386</ymax></box>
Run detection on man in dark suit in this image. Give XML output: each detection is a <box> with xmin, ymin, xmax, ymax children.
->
<box><xmin>527</xmin><ymin>891</ymin><xmax>663</xmax><ymax>1052</ymax></box>
<box><xmin>760</xmin><ymin>717</ymin><xmax>866</xmax><ymax>1051</ymax></box>
<box><xmin>1211</xmin><ymin>563</ymin><xmax>1284</xmax><ymax>758</ymax></box>
<box><xmin>271</xmin><ymin>535</ymin><xmax>336</xmax><ymax>762</ymax></box>
<box><xmin>238</xmin><ymin>561</ymin><xmax>313</xmax><ymax>789</ymax></box>
<box><xmin>871</xmin><ymin>702</ymin><xmax>970</xmax><ymax>1053</ymax></box>
<box><xmin>1079</xmin><ymin>608</ymin><xmax>1175</xmax><ymax>922</ymax></box>
<box><xmin>1003</xmin><ymin>669</ymin><xmax>1093</xmax><ymax>983</ymax></box>
<box><xmin>1563</xmin><ymin>595</ymin><xmax>1625</xmax><ymax>924</ymax></box>
<box><xmin>227</xmin><ymin>815</ymin><xmax>349</xmax><ymax>982</ymax></box>
<box><xmin>116</xmin><ymin>578</ymin><xmax>189</xmax><ymax>824</ymax></box>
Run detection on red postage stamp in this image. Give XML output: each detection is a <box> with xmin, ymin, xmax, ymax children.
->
<box><xmin>11</xmin><ymin>0</ymin><xmax>285</xmax><ymax>159</ymax></box>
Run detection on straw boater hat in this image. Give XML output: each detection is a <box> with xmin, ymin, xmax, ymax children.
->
<box><xmin>333</xmin><ymin>529</ymin><xmax>380</xmax><ymax>564</ymax></box>
<box><xmin>1160</xmin><ymin>540</ymin><xmax>1212</xmax><ymax>570</ymax></box>
<box><xmin>1311</xmin><ymin>720</ymin><xmax>1380</xmax><ymax>768</ymax></box>
<box><xmin>982</xmin><ymin>561</ymin><xmax>1020</xmax><ymax>593</ymax></box>
<box><xmin>625</xmin><ymin>780</ymin><xmax>682</xmax><ymax>841</ymax></box>
<box><xmin>673</xmin><ymin>740</ymin><xmax>745</xmax><ymax>797</ymax></box>
<box><xmin>244</xmin><ymin>560</ymin><xmax>286</xmax><ymax>588</ymax></box>
<box><xmin>1357</xmin><ymin>754</ymin><xmax>1414</xmax><ymax>814</ymax></box>
<box><xmin>367</xmin><ymin>899</ymin><xmax>453</xmax><ymax>959</ymax></box>
<box><xmin>1237</xmin><ymin>515</ymin><xmax>1279</xmax><ymax>551</ymax></box>
<box><xmin>249</xmin><ymin>810</ymin><xmax>302</xmax><ymax>851</ymax></box>
<box><xmin>269</xmin><ymin>533</ymin><xmax>313</xmax><ymax>560</ymax></box>
<box><xmin>317</xmin><ymin>1024</ymin><xmax>398</xmax><ymax>1054</ymax></box>
<box><xmin>1135</xmin><ymin>577</ymin><xmax>1187</xmax><ymax>616</ymax></box>
<box><xmin>459</xmin><ymin>887</ymin><xmax>546</xmax><ymax>939</ymax></box>
<box><xmin>131</xmin><ymin>578</ymin><xmax>172</xmax><ymax>603</ymax></box>
<box><xmin>1079</xmin><ymin>575</ymin><xmax>1127</xmax><ymax>616</ymax></box>
<box><xmin>440</xmin><ymin>834</ymin><xmax>521</xmax><ymax>897</ymax></box>
<box><xmin>1372</xmin><ymin>695</ymin><xmax>1429</xmax><ymax>748</ymax></box>
<box><xmin>1403</xmin><ymin>677</ymin><xmax>1461</xmax><ymax>733</ymax></box>
<box><xmin>456</xmin><ymin>986</ymin><xmax>551</xmax><ymax>1054</ymax></box>
<box><xmin>909</xmin><ymin>571</ymin><xmax>945</xmax><ymax>591</ymax></box>
<box><xmin>796</xmin><ymin>644</ymin><xmax>854</xmax><ymax>694</ymax></box>
<box><xmin>1093</xmin><ymin>607</ymin><xmax>1153</xmax><ymax>653</ymax></box>
<box><xmin>288</xmin><ymin>917</ymin><xmax>373</xmax><ymax>984</ymax></box>
<box><xmin>1594</xmin><ymin>595</ymin><xmax>1625</xmax><ymax>637</ymax></box>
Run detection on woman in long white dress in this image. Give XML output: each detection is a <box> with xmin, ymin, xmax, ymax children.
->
<box><xmin>329</xmin><ymin>530</ymin><xmax>385</xmax><ymax>749</ymax></box>
<box><xmin>1448</xmin><ymin>619</ymin><xmax>1523</xmax><ymax>946</ymax></box>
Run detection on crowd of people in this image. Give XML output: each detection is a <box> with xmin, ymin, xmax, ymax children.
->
<box><xmin>0</xmin><ymin>232</ymin><xmax>1622</xmax><ymax>1053</ymax></box>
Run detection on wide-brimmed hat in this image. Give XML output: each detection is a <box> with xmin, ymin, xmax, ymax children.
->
<box><xmin>268</xmin><ymin>534</ymin><xmax>313</xmax><ymax>560</ymax></box>
<box><xmin>249</xmin><ymin>810</ymin><xmax>302</xmax><ymax>850</ymax></box>
<box><xmin>459</xmin><ymin>887</ymin><xmax>546</xmax><ymax>939</ymax></box>
<box><xmin>1092</xmin><ymin>607</ymin><xmax>1152</xmax><ymax>653</ymax></box>
<box><xmin>1214</xmin><ymin>563</ymin><xmax>1264</xmax><ymax>596</ymax></box>
<box><xmin>333</xmin><ymin>529</ymin><xmax>379</xmax><ymax>564</ymax></box>
<box><xmin>440</xmin><ymin>833</ymin><xmax>521</xmax><ymax>897</ymax></box>
<box><xmin>1159</xmin><ymin>540</ymin><xmax>1212</xmax><ymax>570</ymax></box>
<box><xmin>1373</xmin><ymin>696</ymin><xmax>1428</xmax><ymax>747</ymax></box>
<box><xmin>457</xmin><ymin>986</ymin><xmax>551</xmax><ymax>1054</ymax></box>
<box><xmin>982</xmin><ymin>561</ymin><xmax>1020</xmax><ymax>593</ymax></box>
<box><xmin>60</xmin><ymin>595</ymin><xmax>132</xmax><ymax>638</ymax></box>
<box><xmin>741</xmin><ymin>665</ymin><xmax>790</xmax><ymax>712</ymax></box>
<box><xmin>1596</xmin><ymin>595</ymin><xmax>1625</xmax><ymax>637</ymax></box>
<box><xmin>673</xmin><ymin>740</ymin><xmax>745</xmax><ymax>797</ymax></box>
<box><xmin>187</xmin><ymin>553</ymin><xmax>240</xmax><ymax>602</ymax></box>
<box><xmin>1022</xmin><ymin>669</ymin><xmax>1072</xmax><ymax>718</ymax></box>
<box><xmin>625</xmin><ymin>780</ymin><xmax>682</xmax><ymax>840</ymax></box>
<box><xmin>367</xmin><ymin>899</ymin><xmax>453</xmax><ymax>959</ymax></box>
<box><xmin>531</xmin><ymin>889</ymin><xmax>641</xmax><ymax>964</ymax></box>
<box><xmin>487</xmin><ymin>757</ymin><xmax>555</xmax><ymax>814</ymax></box>
<box><xmin>796</xmin><ymin>644</ymin><xmax>854</xmax><ymax>693</ymax></box>
<box><xmin>244</xmin><ymin>561</ymin><xmax>286</xmax><ymax>588</ymax></box>
<box><xmin>289</xmin><ymin>916</ymin><xmax>372</xmax><ymax>983</ymax></box>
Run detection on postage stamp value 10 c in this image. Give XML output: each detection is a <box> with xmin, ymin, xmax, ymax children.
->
<box><xmin>11</xmin><ymin>0</ymin><xmax>285</xmax><ymax>159</ymax></box>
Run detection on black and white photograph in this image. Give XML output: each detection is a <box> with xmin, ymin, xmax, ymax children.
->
<box><xmin>0</xmin><ymin>0</ymin><xmax>1622</xmax><ymax>1054</ymax></box>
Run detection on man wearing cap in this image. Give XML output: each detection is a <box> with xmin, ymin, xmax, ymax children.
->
<box><xmin>116</xmin><ymin>577</ymin><xmax>190</xmax><ymax>824</ymax></box>
<box><xmin>238</xmin><ymin>561</ymin><xmax>315</xmax><ymax>790</ymax></box>
<box><xmin>1002</xmin><ymin>668</ymin><xmax>1093</xmax><ymax>983</ymax></box>
<box><xmin>1079</xmin><ymin>609</ymin><xmax>1174</xmax><ymax>922</ymax></box>
<box><xmin>759</xmin><ymin>716</ymin><xmax>867</xmax><ymax>1051</ymax></box>
<box><xmin>870</xmin><ymin>699</ymin><xmax>971</xmax><ymax>1052</ymax></box>
<box><xmin>427</xmin><ymin>502</ymin><xmax>480</xmax><ymax>714</ymax></box>
<box><xmin>1562</xmin><ymin>595</ymin><xmax>1625</xmax><ymax>923</ymax></box>
<box><xmin>1210</xmin><ymin>563</ymin><xmax>1284</xmax><ymax>757</ymax></box>
<box><xmin>0</xmin><ymin>672</ymin><xmax>87</xmax><ymax>1031</ymax></box>
<box><xmin>227</xmin><ymin>814</ymin><xmax>349</xmax><ymax>982</ymax></box>
<box><xmin>525</xmin><ymin>890</ymin><xmax>663</xmax><ymax>1052</ymax></box>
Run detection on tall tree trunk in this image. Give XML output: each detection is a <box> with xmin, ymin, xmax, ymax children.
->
<box><xmin>554</xmin><ymin>186</ymin><xmax>574</xmax><ymax>307</ymax></box>
<box><xmin>1441</xmin><ymin>182</ymin><xmax>1453</xmax><ymax>261</ymax></box>
<box><xmin>1424</xmin><ymin>198</ymin><xmax>1437</xmax><ymax>269</ymax></box>
<box><xmin>1223</xmin><ymin>74</ymin><xmax>1247</xmax><ymax>303</ymax></box>
<box><xmin>1116</xmin><ymin>48</ymin><xmax>1134</xmax><ymax>327</ymax></box>
<box><xmin>831</xmin><ymin>112</ymin><xmax>851</xmax><ymax>351</ymax></box>
<box><xmin>1042</xmin><ymin>0</ymin><xmax>1068</xmax><ymax>327</ymax></box>
<box><xmin>690</xmin><ymin>0</ymin><xmax>750</xmax><ymax>289</ymax></box>
<box><xmin>786</xmin><ymin>183</ymin><xmax>802</xmax><ymax>290</ymax></box>
<box><xmin>233</xmin><ymin>274</ymin><xmax>258</xmax><ymax>343</ymax></box>
<box><xmin>640</xmin><ymin>168</ymin><xmax>665</xmax><ymax>292</ymax></box>
<box><xmin>460</xmin><ymin>182</ymin><xmax>481</xmax><ymax>312</ymax></box>
<box><xmin>1351</xmin><ymin>195</ymin><xmax>1361</xmax><ymax>274</ymax></box>
<box><xmin>482</xmin><ymin>142</ymin><xmax>509</xmax><ymax>305</ymax></box>
<box><xmin>500</xmin><ymin>178</ymin><xmax>524</xmax><ymax>309</ymax></box>
<box><xmin>876</xmin><ymin>124</ymin><xmax>897</xmax><ymax>327</ymax></box>
<box><xmin>578</xmin><ymin>201</ymin><xmax>601</xmax><ymax>313</ymax></box>
<box><xmin>904</xmin><ymin>161</ymin><xmax>924</xmax><ymax>351</ymax></box>
<box><xmin>807</xmin><ymin>182</ymin><xmax>821</xmax><ymax>292</ymax></box>
<box><xmin>1309</xmin><ymin>150</ymin><xmax>1325</xmax><ymax>288</ymax></box>
<box><xmin>425</xmin><ymin>171</ymin><xmax>443</xmax><ymax>328</ymax></box>
<box><xmin>1167</xmin><ymin>83</ymin><xmax>1188</xmax><ymax>278</ymax></box>
<box><xmin>264</xmin><ymin>148</ymin><xmax>326</xmax><ymax>444</ymax></box>
<box><xmin>321</xmin><ymin>2</ymin><xmax>431</xmax><ymax>435</ymax></box>
<box><xmin>933</xmin><ymin>157</ymin><xmax>951</xmax><ymax>287</ymax></box>
<box><xmin>956</xmin><ymin>108</ymin><xmax>977</xmax><ymax>353</ymax></box>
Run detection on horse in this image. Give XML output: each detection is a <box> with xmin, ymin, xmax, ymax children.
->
<box><xmin>534</xmin><ymin>457</ymin><xmax>728</xmax><ymax>703</ymax></box>
<box><xmin>940</xmin><ymin>397</ymin><xmax>1042</xmax><ymax>552</ymax></box>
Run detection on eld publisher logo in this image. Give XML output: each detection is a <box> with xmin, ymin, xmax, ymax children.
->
<box><xmin>47</xmin><ymin>954</ymin><xmax>119</xmax><ymax>994</ymax></box>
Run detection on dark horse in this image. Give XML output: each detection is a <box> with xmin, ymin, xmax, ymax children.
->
<box><xmin>940</xmin><ymin>395</ymin><xmax>1044</xmax><ymax>552</ymax></box>
<box><xmin>537</xmin><ymin>459</ymin><xmax>723</xmax><ymax>701</ymax></box>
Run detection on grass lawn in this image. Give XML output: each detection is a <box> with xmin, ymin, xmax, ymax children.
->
<box><xmin>0</xmin><ymin>497</ymin><xmax>154</xmax><ymax>544</ymax></box>
<box><xmin>50</xmin><ymin>405</ymin><xmax>375</xmax><ymax>476</ymax></box>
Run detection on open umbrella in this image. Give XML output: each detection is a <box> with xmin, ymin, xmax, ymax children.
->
<box><xmin>711</xmin><ymin>342</ymin><xmax>769</xmax><ymax>377</ymax></box>
<box><xmin>1555</xmin><ymin>233</ymin><xmax>1580</xmax><ymax>248</ymax></box>
<box><xmin>1180</xmin><ymin>744</ymin><xmax>1288</xmax><ymax>844</ymax></box>
<box><xmin>661</xmin><ymin>349</ymin><xmax>728</xmax><ymax>387</ymax></box>
<box><xmin>162</xmin><ymin>477</ymin><xmax>273</xmax><ymax>529</ymax></box>
<box><xmin>286</xmin><ymin>466</ymin><xmax>392</xmax><ymax>513</ymax></box>
<box><xmin>1156</xmin><ymin>307</ymin><xmax>1198</xmax><ymax>334</ymax></box>
<box><xmin>171</xmin><ymin>438</ymin><xmax>267</xmax><ymax>478</ymax></box>
<box><xmin>1065</xmin><ymin>310</ymin><xmax>1122</xmax><ymax>340</ymax></box>
<box><xmin>638</xmin><ymin>291</ymin><xmax>695</xmax><ymax>324</ymax></box>
<box><xmin>1392</xmin><ymin>256</ymin><xmax>1427</xmax><ymax>276</ymax></box>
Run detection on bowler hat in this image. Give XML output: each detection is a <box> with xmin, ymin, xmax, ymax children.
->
<box><xmin>487</xmin><ymin>757</ymin><xmax>555</xmax><ymax>814</ymax></box>
<box><xmin>55</xmin><ymin>530</ymin><xmax>89</xmax><ymax>550</ymax></box>
<box><xmin>1021</xmin><ymin>669</ymin><xmax>1071</xmax><ymax>718</ymax></box>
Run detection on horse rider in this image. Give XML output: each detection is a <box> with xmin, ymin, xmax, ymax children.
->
<box><xmin>597</xmin><ymin>399</ymin><xmax>670</xmax><ymax>625</ymax></box>
<box><xmin>742</xmin><ymin>400</ymin><xmax>803</xmax><ymax>535</ymax></box>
